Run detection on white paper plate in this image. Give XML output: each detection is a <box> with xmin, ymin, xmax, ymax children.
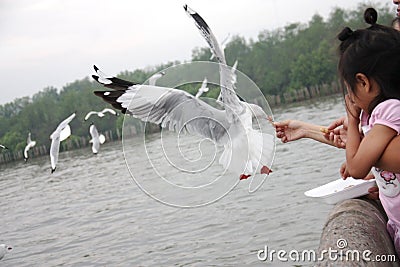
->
<box><xmin>304</xmin><ymin>178</ymin><xmax>377</xmax><ymax>204</ymax></box>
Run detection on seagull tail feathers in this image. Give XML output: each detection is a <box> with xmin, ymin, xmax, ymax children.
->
<box><xmin>219</xmin><ymin>130</ymin><xmax>274</xmax><ymax>178</ymax></box>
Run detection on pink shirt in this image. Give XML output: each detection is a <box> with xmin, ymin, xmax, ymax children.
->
<box><xmin>361</xmin><ymin>99</ymin><xmax>400</xmax><ymax>228</ymax></box>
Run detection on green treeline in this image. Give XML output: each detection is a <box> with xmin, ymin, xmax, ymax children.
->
<box><xmin>0</xmin><ymin>3</ymin><xmax>393</xmax><ymax>154</ymax></box>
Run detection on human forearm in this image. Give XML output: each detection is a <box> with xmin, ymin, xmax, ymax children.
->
<box><xmin>275</xmin><ymin>119</ymin><xmax>344</xmax><ymax>147</ymax></box>
<box><xmin>345</xmin><ymin>116</ymin><xmax>367</xmax><ymax>178</ymax></box>
<box><xmin>376</xmin><ymin>135</ymin><xmax>400</xmax><ymax>173</ymax></box>
<box><xmin>302</xmin><ymin>123</ymin><xmax>337</xmax><ymax>146</ymax></box>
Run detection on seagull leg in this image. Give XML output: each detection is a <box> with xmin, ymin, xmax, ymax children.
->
<box><xmin>239</xmin><ymin>174</ymin><xmax>251</xmax><ymax>180</ymax></box>
<box><xmin>261</xmin><ymin>166</ymin><xmax>272</xmax><ymax>175</ymax></box>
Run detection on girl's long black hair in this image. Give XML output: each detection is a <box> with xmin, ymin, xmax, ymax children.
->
<box><xmin>337</xmin><ymin>8</ymin><xmax>400</xmax><ymax>114</ymax></box>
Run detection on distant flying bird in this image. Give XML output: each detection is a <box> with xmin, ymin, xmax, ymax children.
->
<box><xmin>148</xmin><ymin>71</ymin><xmax>165</xmax><ymax>86</ymax></box>
<box><xmin>50</xmin><ymin>113</ymin><xmax>76</xmax><ymax>173</ymax></box>
<box><xmin>195</xmin><ymin>77</ymin><xmax>209</xmax><ymax>98</ymax></box>
<box><xmin>0</xmin><ymin>244</ymin><xmax>12</xmax><ymax>260</ymax></box>
<box><xmin>91</xmin><ymin>5</ymin><xmax>273</xmax><ymax>180</ymax></box>
<box><xmin>24</xmin><ymin>132</ymin><xmax>36</xmax><ymax>161</ymax></box>
<box><xmin>84</xmin><ymin>108</ymin><xmax>117</xmax><ymax>121</ymax></box>
<box><xmin>89</xmin><ymin>123</ymin><xmax>106</xmax><ymax>154</ymax></box>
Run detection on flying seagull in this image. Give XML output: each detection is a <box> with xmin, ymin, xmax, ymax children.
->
<box><xmin>184</xmin><ymin>5</ymin><xmax>273</xmax><ymax>178</ymax></box>
<box><xmin>50</xmin><ymin>113</ymin><xmax>76</xmax><ymax>173</ymax></box>
<box><xmin>89</xmin><ymin>123</ymin><xmax>106</xmax><ymax>154</ymax></box>
<box><xmin>148</xmin><ymin>71</ymin><xmax>165</xmax><ymax>86</ymax></box>
<box><xmin>195</xmin><ymin>77</ymin><xmax>209</xmax><ymax>98</ymax></box>
<box><xmin>92</xmin><ymin>6</ymin><xmax>273</xmax><ymax>179</ymax></box>
<box><xmin>0</xmin><ymin>244</ymin><xmax>12</xmax><ymax>260</ymax></box>
<box><xmin>24</xmin><ymin>132</ymin><xmax>36</xmax><ymax>161</ymax></box>
<box><xmin>84</xmin><ymin>108</ymin><xmax>118</xmax><ymax>121</ymax></box>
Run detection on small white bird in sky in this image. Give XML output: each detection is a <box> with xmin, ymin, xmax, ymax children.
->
<box><xmin>89</xmin><ymin>123</ymin><xmax>106</xmax><ymax>154</ymax></box>
<box><xmin>195</xmin><ymin>77</ymin><xmax>209</xmax><ymax>98</ymax></box>
<box><xmin>148</xmin><ymin>71</ymin><xmax>165</xmax><ymax>86</ymax></box>
<box><xmin>91</xmin><ymin>6</ymin><xmax>274</xmax><ymax>180</ymax></box>
<box><xmin>0</xmin><ymin>244</ymin><xmax>12</xmax><ymax>260</ymax></box>
<box><xmin>84</xmin><ymin>108</ymin><xmax>117</xmax><ymax>121</ymax></box>
<box><xmin>50</xmin><ymin>113</ymin><xmax>76</xmax><ymax>173</ymax></box>
<box><xmin>24</xmin><ymin>132</ymin><xmax>36</xmax><ymax>161</ymax></box>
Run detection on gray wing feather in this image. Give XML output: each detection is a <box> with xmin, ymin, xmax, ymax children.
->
<box><xmin>117</xmin><ymin>85</ymin><xmax>229</xmax><ymax>143</ymax></box>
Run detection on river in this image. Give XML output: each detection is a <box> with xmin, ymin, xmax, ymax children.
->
<box><xmin>0</xmin><ymin>95</ymin><xmax>347</xmax><ymax>266</ymax></box>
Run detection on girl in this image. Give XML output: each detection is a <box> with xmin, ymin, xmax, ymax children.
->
<box><xmin>339</xmin><ymin>8</ymin><xmax>400</xmax><ymax>255</ymax></box>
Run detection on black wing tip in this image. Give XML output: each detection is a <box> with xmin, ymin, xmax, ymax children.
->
<box><xmin>183</xmin><ymin>4</ymin><xmax>194</xmax><ymax>14</ymax></box>
<box><xmin>94</xmin><ymin>91</ymin><xmax>106</xmax><ymax>97</ymax></box>
<box><xmin>51</xmin><ymin>167</ymin><xmax>56</xmax><ymax>173</ymax></box>
<box><xmin>184</xmin><ymin>5</ymin><xmax>210</xmax><ymax>35</ymax></box>
<box><xmin>93</xmin><ymin>91</ymin><xmax>126</xmax><ymax>113</ymax></box>
<box><xmin>93</xmin><ymin>65</ymin><xmax>99</xmax><ymax>71</ymax></box>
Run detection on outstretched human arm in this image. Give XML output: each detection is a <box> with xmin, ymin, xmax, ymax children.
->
<box><xmin>274</xmin><ymin>119</ymin><xmax>346</xmax><ymax>147</ymax></box>
<box><xmin>274</xmin><ymin>120</ymin><xmax>331</xmax><ymax>144</ymax></box>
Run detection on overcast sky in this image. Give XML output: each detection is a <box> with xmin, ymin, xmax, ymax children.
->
<box><xmin>0</xmin><ymin>0</ymin><xmax>393</xmax><ymax>105</ymax></box>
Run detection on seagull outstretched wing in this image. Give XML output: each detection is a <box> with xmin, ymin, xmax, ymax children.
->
<box><xmin>184</xmin><ymin>5</ymin><xmax>244</xmax><ymax>122</ymax></box>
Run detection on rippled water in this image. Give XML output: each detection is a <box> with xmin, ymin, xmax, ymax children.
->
<box><xmin>0</xmin><ymin>95</ymin><xmax>347</xmax><ymax>266</ymax></box>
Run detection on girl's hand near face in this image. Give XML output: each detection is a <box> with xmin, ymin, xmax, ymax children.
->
<box><xmin>345</xmin><ymin>95</ymin><xmax>362</xmax><ymax>121</ymax></box>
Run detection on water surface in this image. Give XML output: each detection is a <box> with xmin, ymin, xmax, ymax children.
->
<box><xmin>0</xmin><ymin>95</ymin><xmax>347</xmax><ymax>266</ymax></box>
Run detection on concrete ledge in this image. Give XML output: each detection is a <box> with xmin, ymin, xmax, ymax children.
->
<box><xmin>317</xmin><ymin>198</ymin><xmax>398</xmax><ymax>266</ymax></box>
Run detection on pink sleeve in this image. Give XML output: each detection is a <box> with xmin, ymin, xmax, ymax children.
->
<box><xmin>370</xmin><ymin>99</ymin><xmax>400</xmax><ymax>134</ymax></box>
